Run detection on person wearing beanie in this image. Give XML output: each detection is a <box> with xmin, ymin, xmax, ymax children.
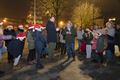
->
<box><xmin>7</xmin><ymin>32</ymin><xmax>26</xmax><ymax>67</ymax></box>
<box><xmin>27</xmin><ymin>23</ymin><xmax>36</xmax><ymax>65</ymax></box>
<box><xmin>4</xmin><ymin>24</ymin><xmax>16</xmax><ymax>64</ymax></box>
<box><xmin>34</xmin><ymin>23</ymin><xmax>46</xmax><ymax>69</ymax></box>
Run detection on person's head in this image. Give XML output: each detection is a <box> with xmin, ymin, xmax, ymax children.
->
<box><xmin>85</xmin><ymin>28</ymin><xmax>91</xmax><ymax>34</ymax></box>
<box><xmin>66</xmin><ymin>21</ymin><xmax>72</xmax><ymax>28</ymax></box>
<box><xmin>77</xmin><ymin>27</ymin><xmax>82</xmax><ymax>31</ymax></box>
<box><xmin>18</xmin><ymin>24</ymin><xmax>24</xmax><ymax>30</ymax></box>
<box><xmin>106</xmin><ymin>21</ymin><xmax>112</xmax><ymax>28</ymax></box>
<box><xmin>50</xmin><ymin>16</ymin><xmax>55</xmax><ymax>22</ymax></box>
<box><xmin>7</xmin><ymin>25</ymin><xmax>13</xmax><ymax>30</ymax></box>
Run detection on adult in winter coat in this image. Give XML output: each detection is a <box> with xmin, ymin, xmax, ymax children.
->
<box><xmin>4</xmin><ymin>25</ymin><xmax>16</xmax><ymax>63</ymax></box>
<box><xmin>62</xmin><ymin>21</ymin><xmax>76</xmax><ymax>60</ymax></box>
<box><xmin>16</xmin><ymin>24</ymin><xmax>25</xmax><ymax>56</ymax></box>
<box><xmin>83</xmin><ymin>28</ymin><xmax>93</xmax><ymax>59</ymax></box>
<box><xmin>34</xmin><ymin>24</ymin><xmax>46</xmax><ymax>69</ymax></box>
<box><xmin>46</xmin><ymin>16</ymin><xmax>57</xmax><ymax>60</ymax></box>
<box><xmin>8</xmin><ymin>32</ymin><xmax>26</xmax><ymax>66</ymax></box>
<box><xmin>27</xmin><ymin>23</ymin><xmax>36</xmax><ymax>64</ymax></box>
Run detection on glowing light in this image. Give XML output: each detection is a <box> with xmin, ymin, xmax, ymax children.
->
<box><xmin>59</xmin><ymin>21</ymin><xmax>64</xmax><ymax>26</ymax></box>
<box><xmin>3</xmin><ymin>18</ymin><xmax>8</xmax><ymax>23</ymax></box>
<box><xmin>109</xmin><ymin>18</ymin><xmax>116</xmax><ymax>21</ymax></box>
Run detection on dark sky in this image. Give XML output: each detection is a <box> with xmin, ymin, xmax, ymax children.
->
<box><xmin>0</xmin><ymin>0</ymin><xmax>120</xmax><ymax>19</ymax></box>
<box><xmin>0</xmin><ymin>0</ymin><xmax>30</xmax><ymax>19</ymax></box>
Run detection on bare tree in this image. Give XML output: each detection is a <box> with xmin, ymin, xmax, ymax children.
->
<box><xmin>27</xmin><ymin>0</ymin><xmax>66</xmax><ymax>26</ymax></box>
<box><xmin>72</xmin><ymin>1</ymin><xmax>101</xmax><ymax>27</ymax></box>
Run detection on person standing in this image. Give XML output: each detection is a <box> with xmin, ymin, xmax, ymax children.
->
<box><xmin>59</xmin><ymin>28</ymin><xmax>66</xmax><ymax>55</ymax></box>
<box><xmin>34</xmin><ymin>24</ymin><xmax>46</xmax><ymax>69</ymax></box>
<box><xmin>46</xmin><ymin>16</ymin><xmax>57</xmax><ymax>61</ymax></box>
<box><xmin>0</xmin><ymin>25</ymin><xmax>13</xmax><ymax>76</ymax></box>
<box><xmin>83</xmin><ymin>28</ymin><xmax>93</xmax><ymax>60</ymax></box>
<box><xmin>62</xmin><ymin>21</ymin><xmax>76</xmax><ymax>60</ymax></box>
<box><xmin>77</xmin><ymin>27</ymin><xmax>84</xmax><ymax>51</ymax></box>
<box><xmin>4</xmin><ymin>25</ymin><xmax>16</xmax><ymax>64</ymax></box>
<box><xmin>106</xmin><ymin>21</ymin><xmax>115</xmax><ymax>55</ymax></box>
<box><xmin>16</xmin><ymin>24</ymin><xmax>25</xmax><ymax>56</ymax></box>
<box><xmin>27</xmin><ymin>23</ymin><xmax>36</xmax><ymax>64</ymax></box>
<box><xmin>7</xmin><ymin>32</ymin><xmax>26</xmax><ymax>66</ymax></box>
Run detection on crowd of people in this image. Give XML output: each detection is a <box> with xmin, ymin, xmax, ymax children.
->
<box><xmin>0</xmin><ymin>16</ymin><xmax>120</xmax><ymax>76</ymax></box>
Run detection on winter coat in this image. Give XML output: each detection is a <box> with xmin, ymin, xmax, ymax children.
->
<box><xmin>34</xmin><ymin>30</ymin><xmax>46</xmax><ymax>54</ymax></box>
<box><xmin>27</xmin><ymin>30</ymin><xmax>35</xmax><ymax>50</ymax></box>
<box><xmin>96</xmin><ymin>35</ymin><xmax>106</xmax><ymax>52</ymax></box>
<box><xmin>7</xmin><ymin>39</ymin><xmax>24</xmax><ymax>58</ymax></box>
<box><xmin>46</xmin><ymin>20</ymin><xmax>57</xmax><ymax>43</ymax></box>
<box><xmin>4</xmin><ymin>29</ymin><xmax>16</xmax><ymax>47</ymax></box>
<box><xmin>62</xmin><ymin>26</ymin><xmax>76</xmax><ymax>43</ymax></box>
<box><xmin>92</xmin><ymin>38</ymin><xmax>97</xmax><ymax>50</ymax></box>
<box><xmin>77</xmin><ymin>30</ymin><xmax>83</xmax><ymax>40</ymax></box>
<box><xmin>83</xmin><ymin>32</ymin><xmax>93</xmax><ymax>45</ymax></box>
<box><xmin>106</xmin><ymin>35</ymin><xmax>115</xmax><ymax>50</ymax></box>
<box><xmin>16</xmin><ymin>29</ymin><xmax>25</xmax><ymax>52</ymax></box>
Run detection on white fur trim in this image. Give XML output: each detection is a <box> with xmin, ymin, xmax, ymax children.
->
<box><xmin>29</xmin><ymin>26</ymin><xmax>34</xmax><ymax>29</ymax></box>
<box><xmin>35</xmin><ymin>28</ymin><xmax>42</xmax><ymax>31</ymax></box>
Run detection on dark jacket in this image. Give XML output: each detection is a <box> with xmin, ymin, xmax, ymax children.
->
<box><xmin>62</xmin><ymin>26</ymin><xmax>76</xmax><ymax>43</ymax></box>
<box><xmin>16</xmin><ymin>28</ymin><xmax>25</xmax><ymax>53</ymax></box>
<box><xmin>4</xmin><ymin>29</ymin><xmax>16</xmax><ymax>47</ymax></box>
<box><xmin>106</xmin><ymin>35</ymin><xmax>115</xmax><ymax>50</ymax></box>
<box><xmin>83</xmin><ymin>32</ymin><xmax>93</xmax><ymax>45</ymax></box>
<box><xmin>8</xmin><ymin>39</ymin><xmax>23</xmax><ymax>58</ymax></box>
<box><xmin>34</xmin><ymin>30</ymin><xmax>46</xmax><ymax>54</ymax></box>
<box><xmin>46</xmin><ymin>20</ymin><xmax>57</xmax><ymax>43</ymax></box>
<box><xmin>115</xmin><ymin>28</ymin><xmax>120</xmax><ymax>45</ymax></box>
<box><xmin>96</xmin><ymin>35</ymin><xmax>106</xmax><ymax>52</ymax></box>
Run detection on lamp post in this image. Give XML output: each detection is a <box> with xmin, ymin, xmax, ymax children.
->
<box><xmin>34</xmin><ymin>0</ymin><xmax>36</xmax><ymax>24</ymax></box>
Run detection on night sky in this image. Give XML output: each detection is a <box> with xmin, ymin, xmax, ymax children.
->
<box><xmin>0</xmin><ymin>0</ymin><xmax>120</xmax><ymax>19</ymax></box>
<box><xmin>0</xmin><ymin>0</ymin><xmax>30</xmax><ymax>19</ymax></box>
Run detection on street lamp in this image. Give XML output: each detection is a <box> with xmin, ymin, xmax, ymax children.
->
<box><xmin>59</xmin><ymin>21</ymin><xmax>64</xmax><ymax>28</ymax></box>
<box><xmin>3</xmin><ymin>18</ymin><xmax>8</xmax><ymax>23</ymax></box>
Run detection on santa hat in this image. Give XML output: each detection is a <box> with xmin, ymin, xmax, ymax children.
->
<box><xmin>34</xmin><ymin>24</ymin><xmax>45</xmax><ymax>31</ymax></box>
<box><xmin>17</xmin><ymin>32</ymin><xmax>26</xmax><ymax>39</ymax></box>
<box><xmin>18</xmin><ymin>24</ymin><xmax>24</xmax><ymax>29</ymax></box>
<box><xmin>28</xmin><ymin>23</ymin><xmax>34</xmax><ymax>29</ymax></box>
